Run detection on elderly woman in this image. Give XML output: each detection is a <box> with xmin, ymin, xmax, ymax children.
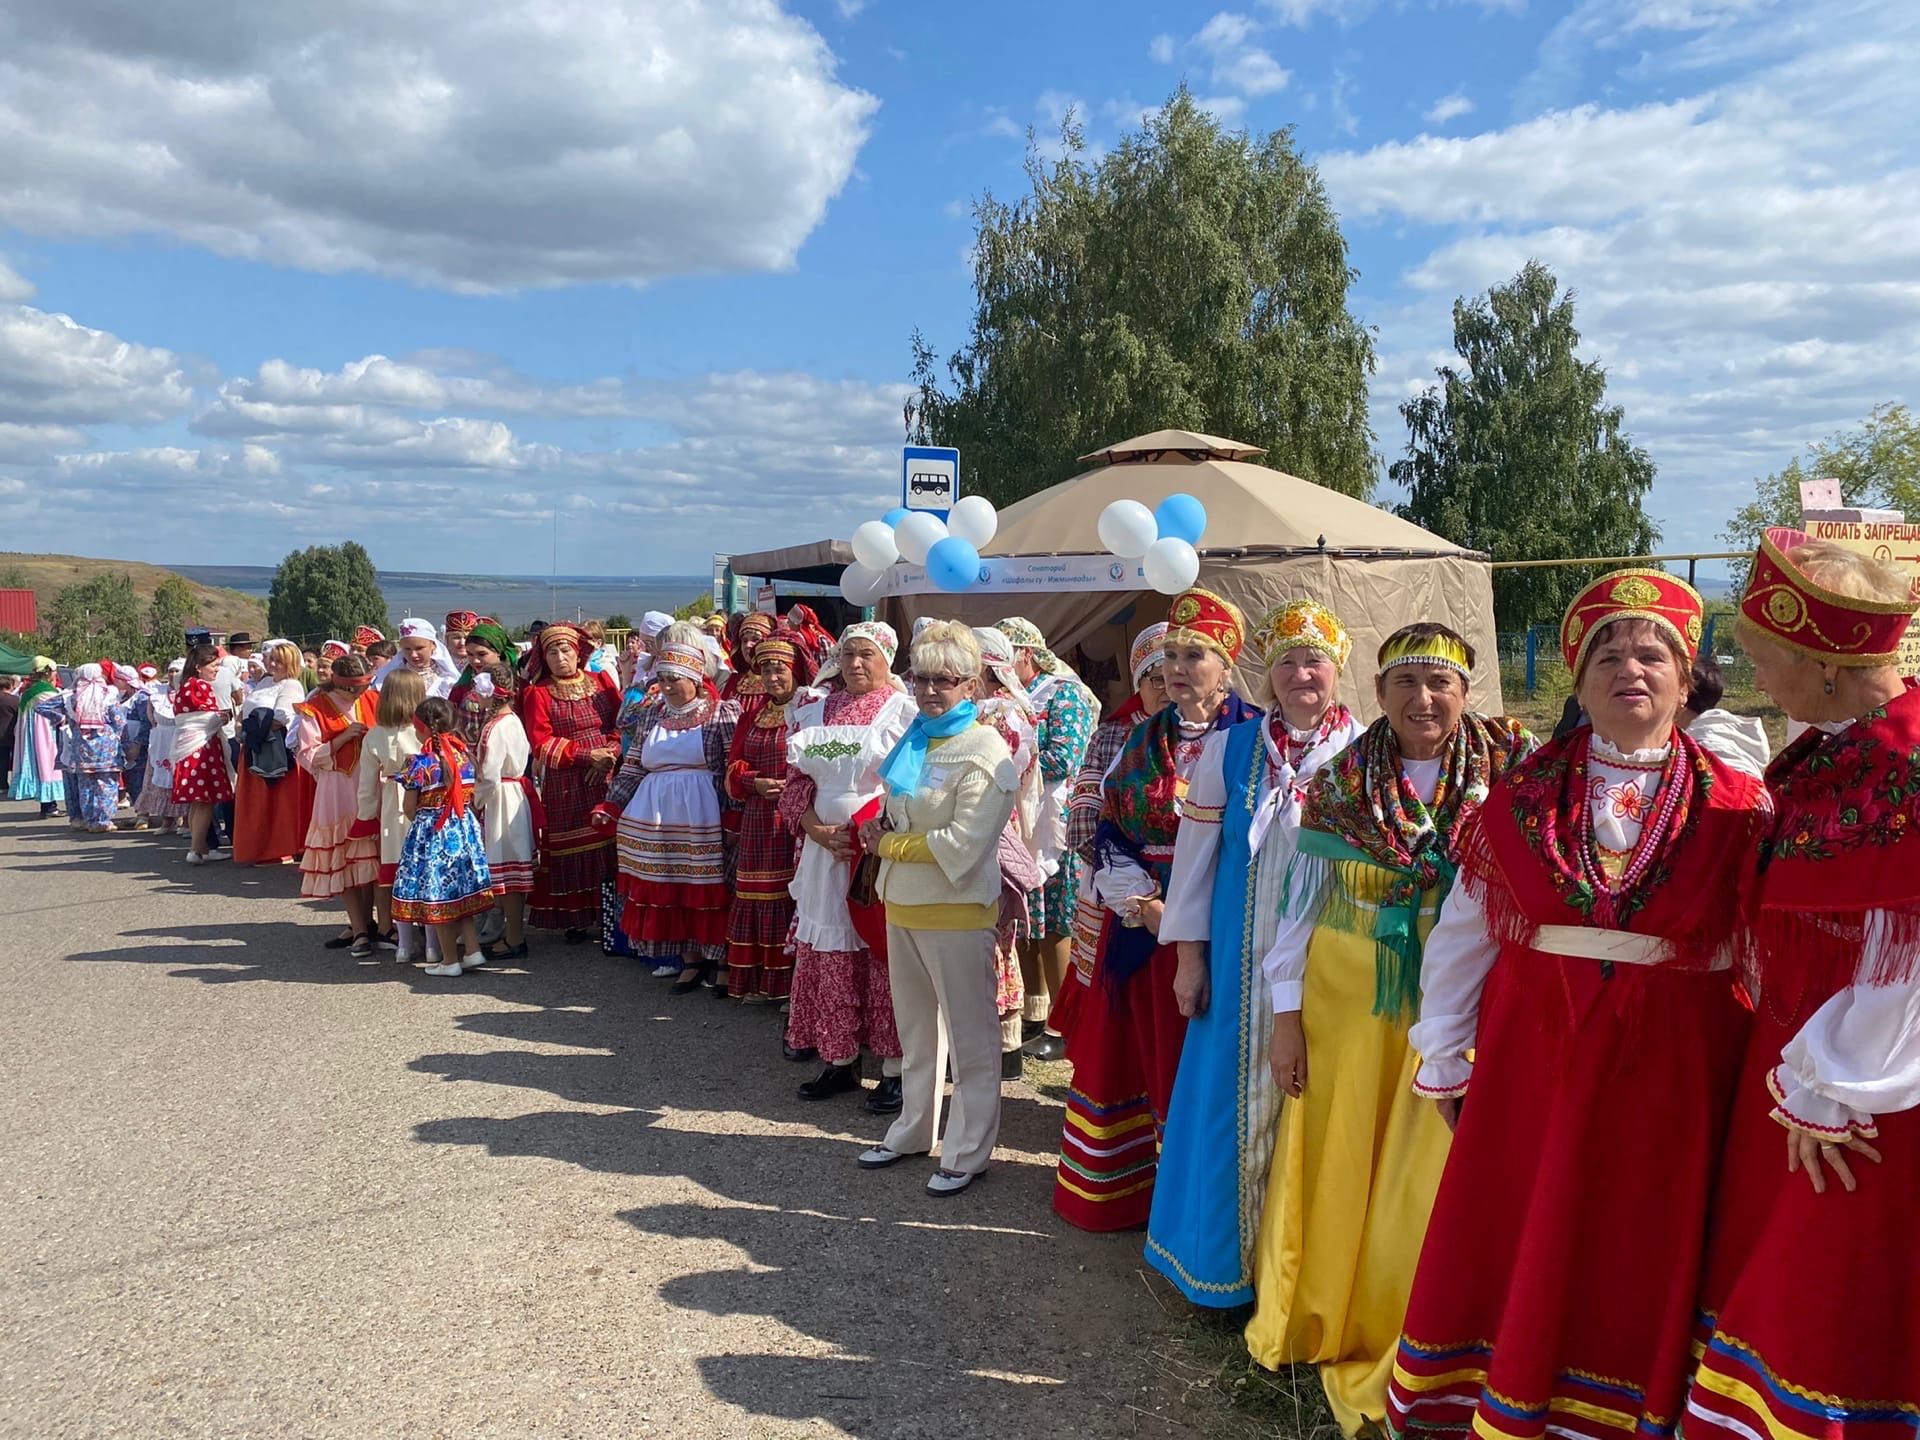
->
<box><xmin>232</xmin><ymin>640</ymin><xmax>316</xmax><ymax>866</ymax></box>
<box><xmin>594</xmin><ymin>624</ymin><xmax>738</xmax><ymax>991</ymax></box>
<box><xmin>1241</xmin><ymin>623</ymin><xmax>1532</xmax><ymax>1431</ymax></box>
<box><xmin>63</xmin><ymin>663</ymin><xmax>130</xmax><ymax>832</ymax></box>
<box><xmin>854</xmin><ymin>622</ymin><xmax>1020</xmax><ymax>1196</ymax></box>
<box><xmin>1376</xmin><ymin>580</ymin><xmax>1771</xmax><ymax>1440</ymax></box>
<box><xmin>1037</xmin><ymin>624</ymin><xmax>1172</xmax><ymax>1059</ymax></box>
<box><xmin>1149</xmin><ymin>600</ymin><xmax>1364</xmax><ymax>1308</ymax></box>
<box><xmin>1683</xmin><ymin>535</ymin><xmax>1919</xmax><ymax>1440</ymax></box>
<box><xmin>521</xmin><ymin>622</ymin><xmax>623</xmax><ymax>940</ymax></box>
<box><xmin>1054</xmin><ymin>589</ymin><xmax>1262</xmax><ymax>1232</ymax></box>
<box><xmin>719</xmin><ymin>625</ymin><xmax>817</xmax><ymax>1000</ymax></box>
<box><xmin>780</xmin><ymin>622</ymin><xmax>917</xmax><ymax>1103</ymax></box>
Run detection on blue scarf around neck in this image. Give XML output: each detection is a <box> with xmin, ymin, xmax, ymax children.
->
<box><xmin>877</xmin><ymin>700</ymin><xmax>979</xmax><ymax>796</ymax></box>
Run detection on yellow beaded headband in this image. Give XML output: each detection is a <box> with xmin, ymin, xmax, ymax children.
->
<box><xmin>1377</xmin><ymin>629</ymin><xmax>1472</xmax><ymax>678</ymax></box>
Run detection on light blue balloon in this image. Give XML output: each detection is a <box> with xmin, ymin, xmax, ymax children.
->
<box><xmin>1154</xmin><ymin>492</ymin><xmax>1207</xmax><ymax>545</ymax></box>
<box><xmin>926</xmin><ymin>536</ymin><xmax>982</xmax><ymax>593</ymax></box>
<box><xmin>882</xmin><ymin>506</ymin><xmax>912</xmax><ymax>528</ymax></box>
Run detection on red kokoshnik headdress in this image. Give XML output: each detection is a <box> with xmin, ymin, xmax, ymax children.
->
<box><xmin>1560</xmin><ymin>568</ymin><xmax>1704</xmax><ymax>675</ymax></box>
<box><xmin>1736</xmin><ymin>527</ymin><xmax>1915</xmax><ymax>666</ymax></box>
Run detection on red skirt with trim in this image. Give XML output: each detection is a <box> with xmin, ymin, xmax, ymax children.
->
<box><xmin>1052</xmin><ymin>928</ymin><xmax>1187</xmax><ymax>1233</ymax></box>
<box><xmin>1385</xmin><ymin>952</ymin><xmax>1751</xmax><ymax>1440</ymax></box>
<box><xmin>618</xmin><ymin>874</ymin><xmax>728</xmax><ymax>959</ymax></box>
<box><xmin>1685</xmin><ymin>1007</ymin><xmax>1920</xmax><ymax>1440</ymax></box>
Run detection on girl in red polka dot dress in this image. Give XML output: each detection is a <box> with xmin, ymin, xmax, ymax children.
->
<box><xmin>171</xmin><ymin>643</ymin><xmax>236</xmax><ymax>863</ymax></box>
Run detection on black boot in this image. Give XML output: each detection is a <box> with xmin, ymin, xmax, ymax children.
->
<box><xmin>798</xmin><ymin>1063</ymin><xmax>860</xmax><ymax>1100</ymax></box>
<box><xmin>865</xmin><ymin>1075</ymin><xmax>903</xmax><ymax>1114</ymax></box>
<box><xmin>1022</xmin><ymin>1030</ymin><xmax>1066</xmax><ymax>1061</ymax></box>
<box><xmin>1000</xmin><ymin>1049</ymin><xmax>1024</xmax><ymax>1081</ymax></box>
<box><xmin>783</xmin><ymin>1039</ymin><xmax>817</xmax><ymax>1063</ymax></box>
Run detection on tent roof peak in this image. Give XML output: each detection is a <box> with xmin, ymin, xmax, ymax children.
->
<box><xmin>1076</xmin><ymin>429</ymin><xmax>1268</xmax><ymax>466</ymax></box>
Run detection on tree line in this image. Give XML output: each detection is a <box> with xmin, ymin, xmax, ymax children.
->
<box><xmin>909</xmin><ymin>90</ymin><xmax>1903</xmax><ymax>630</ymax></box>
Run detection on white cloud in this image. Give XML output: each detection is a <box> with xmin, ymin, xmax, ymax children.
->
<box><xmin>0</xmin><ymin>0</ymin><xmax>877</xmax><ymax>292</ymax></box>
<box><xmin>1192</xmin><ymin>12</ymin><xmax>1293</xmax><ymax>97</ymax></box>
<box><xmin>0</xmin><ymin>421</ymin><xmax>84</xmax><ymax>462</ymax></box>
<box><xmin>0</xmin><ymin>306</ymin><xmax>197</xmax><ymax>425</ymax></box>
<box><xmin>1328</xmin><ymin>0</ymin><xmax>1920</xmax><ymax>556</ymax></box>
<box><xmin>1149</xmin><ymin>33</ymin><xmax>1177</xmax><ymax>62</ymax></box>
<box><xmin>0</xmin><ymin>259</ymin><xmax>34</xmax><ymax>303</ymax></box>
<box><xmin>1425</xmin><ymin>92</ymin><xmax>1476</xmax><ymax>124</ymax></box>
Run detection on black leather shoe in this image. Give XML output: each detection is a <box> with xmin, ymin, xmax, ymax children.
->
<box><xmin>783</xmin><ymin>1042</ymin><xmax>817</xmax><ymax>1063</ymax></box>
<box><xmin>1000</xmin><ymin>1049</ymin><xmax>1024</xmax><ymax>1081</ymax></box>
<box><xmin>865</xmin><ymin>1075</ymin><xmax>903</xmax><ymax>1114</ymax></box>
<box><xmin>798</xmin><ymin>1063</ymin><xmax>860</xmax><ymax>1101</ymax></box>
<box><xmin>1021</xmin><ymin>1030</ymin><xmax>1066</xmax><ymax>1061</ymax></box>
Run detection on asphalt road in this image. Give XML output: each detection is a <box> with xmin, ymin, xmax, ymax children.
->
<box><xmin>0</xmin><ymin>806</ymin><xmax>1196</xmax><ymax>1440</ymax></box>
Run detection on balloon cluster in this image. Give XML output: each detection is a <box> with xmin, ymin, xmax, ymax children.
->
<box><xmin>1098</xmin><ymin>493</ymin><xmax>1207</xmax><ymax>593</ymax></box>
<box><xmin>841</xmin><ymin>495</ymin><xmax>1000</xmax><ymax>604</ymax></box>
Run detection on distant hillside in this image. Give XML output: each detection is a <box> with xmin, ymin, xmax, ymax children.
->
<box><xmin>0</xmin><ymin>552</ymin><xmax>268</xmax><ymax>636</ymax></box>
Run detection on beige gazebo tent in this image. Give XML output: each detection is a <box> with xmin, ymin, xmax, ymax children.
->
<box><xmin>882</xmin><ymin>430</ymin><xmax>1500</xmax><ymax>721</ymax></box>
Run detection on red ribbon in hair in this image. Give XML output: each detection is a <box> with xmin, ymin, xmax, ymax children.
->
<box><xmin>433</xmin><ymin>733</ymin><xmax>470</xmax><ymax>831</ymax></box>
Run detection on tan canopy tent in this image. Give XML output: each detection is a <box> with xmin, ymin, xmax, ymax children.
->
<box><xmin>881</xmin><ymin>430</ymin><xmax>1501</xmax><ymax>722</ymax></box>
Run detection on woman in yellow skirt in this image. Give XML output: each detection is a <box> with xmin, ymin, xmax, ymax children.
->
<box><xmin>1244</xmin><ymin>623</ymin><xmax>1535</xmax><ymax>1433</ymax></box>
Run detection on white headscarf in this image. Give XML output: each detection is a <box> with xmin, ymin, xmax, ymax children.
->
<box><xmin>639</xmin><ymin>610</ymin><xmax>674</xmax><ymax>639</ymax></box>
<box><xmin>376</xmin><ymin>616</ymin><xmax>461</xmax><ymax>694</ymax></box>
<box><xmin>68</xmin><ymin>663</ymin><xmax>113</xmax><ymax>727</ymax></box>
<box><xmin>973</xmin><ymin>627</ymin><xmax>1035</xmax><ymax>716</ymax></box>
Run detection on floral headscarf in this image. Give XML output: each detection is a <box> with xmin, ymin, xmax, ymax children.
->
<box><xmin>1254</xmin><ymin>600</ymin><xmax>1351</xmax><ymax>669</ymax></box>
<box><xmin>817</xmin><ymin>620</ymin><xmax>899</xmax><ymax>685</ymax></box>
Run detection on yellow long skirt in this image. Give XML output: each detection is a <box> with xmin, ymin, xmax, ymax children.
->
<box><xmin>1243</xmin><ymin>866</ymin><xmax>1453</xmax><ymax>1435</ymax></box>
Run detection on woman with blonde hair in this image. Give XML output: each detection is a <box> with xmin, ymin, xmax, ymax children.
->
<box><xmin>357</xmin><ymin>666</ymin><xmax>427</xmax><ymax>956</ymax></box>
<box><xmin>232</xmin><ymin>640</ymin><xmax>317</xmax><ymax>866</ymax></box>
<box><xmin>1684</xmin><ymin>534</ymin><xmax>1919</xmax><ymax>1440</ymax></box>
<box><xmin>856</xmin><ymin>621</ymin><xmax>1020</xmax><ymax>1195</ymax></box>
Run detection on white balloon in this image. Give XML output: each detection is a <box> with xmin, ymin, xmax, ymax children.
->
<box><xmin>840</xmin><ymin>562</ymin><xmax>889</xmax><ymax>606</ymax></box>
<box><xmin>946</xmin><ymin>494</ymin><xmax>999</xmax><ymax>549</ymax></box>
<box><xmin>1098</xmin><ymin>499</ymin><xmax>1159</xmax><ymax>559</ymax></box>
<box><xmin>1141</xmin><ymin>537</ymin><xmax>1200</xmax><ymax>595</ymax></box>
<box><xmin>851</xmin><ymin>520</ymin><xmax>899</xmax><ymax>571</ymax></box>
<box><xmin>895</xmin><ymin>511</ymin><xmax>948</xmax><ymax>566</ymax></box>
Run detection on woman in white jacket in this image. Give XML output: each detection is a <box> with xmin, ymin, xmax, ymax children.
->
<box><xmin>471</xmin><ymin>663</ymin><xmax>535</xmax><ymax>961</ymax></box>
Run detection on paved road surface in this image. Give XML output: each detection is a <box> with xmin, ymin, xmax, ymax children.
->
<box><xmin>0</xmin><ymin>809</ymin><xmax>1197</xmax><ymax>1439</ymax></box>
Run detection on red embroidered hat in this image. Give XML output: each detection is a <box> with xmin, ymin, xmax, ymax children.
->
<box><xmin>351</xmin><ymin>625</ymin><xmax>384</xmax><ymax>648</ymax></box>
<box><xmin>1560</xmin><ymin>568</ymin><xmax>1705</xmax><ymax>676</ymax></box>
<box><xmin>1165</xmin><ymin>587</ymin><xmax>1247</xmax><ymax>664</ymax></box>
<box><xmin>444</xmin><ymin>610</ymin><xmax>480</xmax><ymax>635</ymax></box>
<box><xmin>1737</xmin><ymin>527</ymin><xmax>1915</xmax><ymax>666</ymax></box>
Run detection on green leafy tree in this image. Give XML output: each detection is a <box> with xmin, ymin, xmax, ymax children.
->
<box><xmin>604</xmin><ymin>613</ymin><xmax>634</xmax><ymax>630</ymax></box>
<box><xmin>0</xmin><ymin>563</ymin><xmax>30</xmax><ymax>589</ymax></box>
<box><xmin>147</xmin><ymin>575</ymin><xmax>198</xmax><ymax>656</ymax></box>
<box><xmin>1392</xmin><ymin>261</ymin><xmax>1659</xmax><ymax>629</ymax></box>
<box><xmin>908</xmin><ymin>89</ymin><xmax>1377</xmax><ymax>507</ymax></box>
<box><xmin>672</xmin><ymin>595</ymin><xmax>715</xmax><ymax>620</ymax></box>
<box><xmin>44</xmin><ymin>572</ymin><xmax>147</xmax><ymax>663</ymax></box>
<box><xmin>267</xmin><ymin>542</ymin><xmax>390</xmax><ymax>645</ymax></box>
<box><xmin>1721</xmin><ymin>404</ymin><xmax>1920</xmax><ymax>580</ymax></box>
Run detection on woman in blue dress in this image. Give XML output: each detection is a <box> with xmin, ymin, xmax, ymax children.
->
<box><xmin>1147</xmin><ymin>600</ymin><xmax>1362</xmax><ymax>1307</ymax></box>
<box><xmin>391</xmin><ymin>697</ymin><xmax>495</xmax><ymax>978</ymax></box>
<box><xmin>64</xmin><ymin>663</ymin><xmax>130</xmax><ymax>832</ymax></box>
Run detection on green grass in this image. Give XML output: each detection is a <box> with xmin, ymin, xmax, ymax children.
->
<box><xmin>1157</xmin><ymin>1304</ymin><xmax>1345</xmax><ymax>1439</ymax></box>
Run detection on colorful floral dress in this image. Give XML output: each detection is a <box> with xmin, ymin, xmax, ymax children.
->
<box><xmin>391</xmin><ymin>746</ymin><xmax>494</xmax><ymax>925</ymax></box>
<box><xmin>1024</xmin><ymin>672</ymin><xmax>1098</xmax><ymax>935</ymax></box>
<box><xmin>68</xmin><ymin>699</ymin><xmax>129</xmax><ymax>828</ymax></box>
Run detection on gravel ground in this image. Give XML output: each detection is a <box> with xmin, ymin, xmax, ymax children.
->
<box><xmin>0</xmin><ymin>807</ymin><xmax>1203</xmax><ymax>1440</ymax></box>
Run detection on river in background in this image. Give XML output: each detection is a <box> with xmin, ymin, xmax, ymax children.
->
<box><xmin>176</xmin><ymin>566</ymin><xmax>710</xmax><ymax>630</ymax></box>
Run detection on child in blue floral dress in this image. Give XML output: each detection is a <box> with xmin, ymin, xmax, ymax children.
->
<box><xmin>391</xmin><ymin>697</ymin><xmax>494</xmax><ymax>977</ymax></box>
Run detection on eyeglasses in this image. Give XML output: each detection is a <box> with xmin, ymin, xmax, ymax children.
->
<box><xmin>909</xmin><ymin>672</ymin><xmax>967</xmax><ymax>690</ymax></box>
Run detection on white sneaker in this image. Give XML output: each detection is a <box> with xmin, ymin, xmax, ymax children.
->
<box><xmin>204</xmin><ymin>848</ymin><xmax>232</xmax><ymax>862</ymax></box>
<box><xmin>422</xmin><ymin>962</ymin><xmax>464</xmax><ymax>977</ymax></box>
<box><xmin>184</xmin><ymin>850</ymin><xmax>206</xmax><ymax>866</ymax></box>
<box><xmin>650</xmin><ymin>963</ymin><xmax>680</xmax><ymax>977</ymax></box>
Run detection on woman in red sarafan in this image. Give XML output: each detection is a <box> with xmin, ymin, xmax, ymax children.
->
<box><xmin>519</xmin><ymin>623</ymin><xmax>622</xmax><ymax>939</ymax></box>
<box><xmin>721</xmin><ymin>626</ymin><xmax>818</xmax><ymax>1001</ymax></box>
<box><xmin>1383</xmin><ymin>571</ymin><xmax>1771</xmax><ymax>1440</ymax></box>
<box><xmin>1684</xmin><ymin>530</ymin><xmax>1920</xmax><ymax>1440</ymax></box>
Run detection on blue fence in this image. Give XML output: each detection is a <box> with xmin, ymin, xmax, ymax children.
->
<box><xmin>1497</xmin><ymin>614</ymin><xmax>1748</xmax><ymax>699</ymax></box>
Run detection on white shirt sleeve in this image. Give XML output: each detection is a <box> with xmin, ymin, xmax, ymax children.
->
<box><xmin>1406</xmin><ymin>880</ymin><xmax>1500</xmax><ymax>1099</ymax></box>
<box><xmin>1159</xmin><ymin>730</ymin><xmax>1228</xmax><ymax>944</ymax></box>
<box><xmin>1771</xmin><ymin>911</ymin><xmax>1920</xmax><ymax>1135</ymax></box>
<box><xmin>1260</xmin><ymin>852</ymin><xmax>1328</xmax><ymax>1014</ymax></box>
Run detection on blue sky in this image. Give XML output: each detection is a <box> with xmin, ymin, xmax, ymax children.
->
<box><xmin>1</xmin><ymin>0</ymin><xmax>1914</xmax><ymax>580</ymax></box>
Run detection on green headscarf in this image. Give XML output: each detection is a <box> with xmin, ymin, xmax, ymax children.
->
<box><xmin>456</xmin><ymin>621</ymin><xmax>519</xmax><ymax>689</ymax></box>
